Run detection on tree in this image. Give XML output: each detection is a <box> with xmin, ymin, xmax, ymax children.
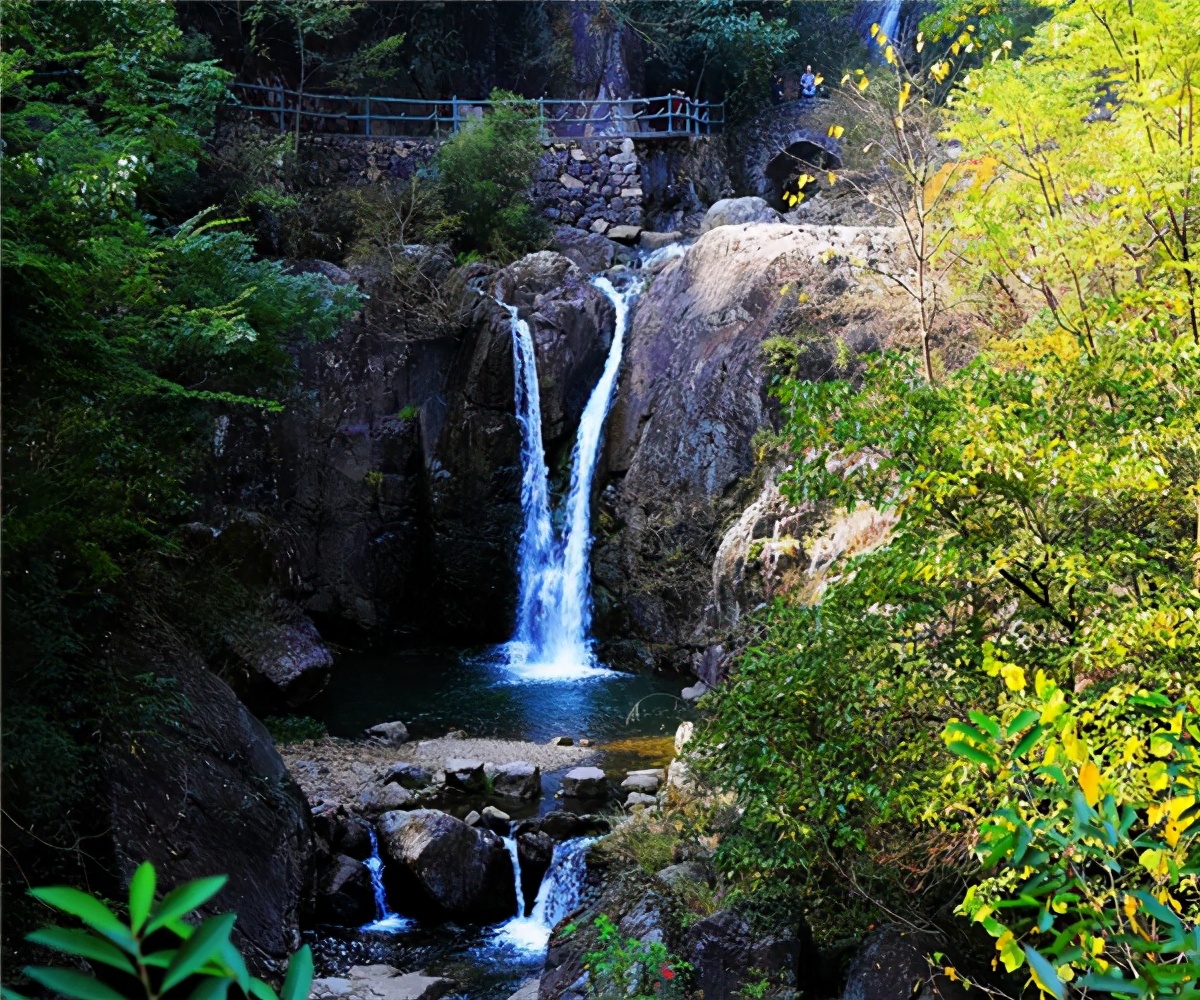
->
<box><xmin>244</xmin><ymin>0</ymin><xmax>360</xmax><ymax>141</ymax></box>
<box><xmin>822</xmin><ymin>19</ymin><xmax>978</xmax><ymax>382</ymax></box>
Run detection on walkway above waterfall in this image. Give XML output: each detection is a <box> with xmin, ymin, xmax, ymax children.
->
<box><xmin>231</xmin><ymin>82</ymin><xmax>725</xmax><ymax>139</ymax></box>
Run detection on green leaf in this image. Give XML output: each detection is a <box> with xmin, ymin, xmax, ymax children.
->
<box><xmin>1023</xmin><ymin>946</ymin><xmax>1065</xmax><ymax>1000</ymax></box>
<box><xmin>27</xmin><ymin>889</ymin><xmax>129</xmax><ymax>944</ymax></box>
<box><xmin>218</xmin><ymin>939</ymin><xmax>251</xmax><ymax>993</ymax></box>
<box><xmin>2</xmin><ymin>987</ymin><xmax>34</xmax><ymax>1000</ymax></box>
<box><xmin>144</xmin><ymin>876</ymin><xmax>227</xmax><ymax>936</ymax></box>
<box><xmin>280</xmin><ymin>945</ymin><xmax>313</xmax><ymax>1000</ymax></box>
<box><xmin>25</xmin><ymin>928</ymin><xmax>137</xmax><ymax>974</ymax></box>
<box><xmin>23</xmin><ymin>968</ymin><xmax>129</xmax><ymax>1000</ymax></box>
<box><xmin>189</xmin><ymin>977</ymin><xmax>233</xmax><ymax>1000</ymax></box>
<box><xmin>947</xmin><ymin>741</ymin><xmax>996</xmax><ymax>769</ymax></box>
<box><xmin>129</xmin><ymin>862</ymin><xmax>156</xmax><ymax>934</ymax></box>
<box><xmin>248</xmin><ymin>977</ymin><xmax>279</xmax><ymax>1000</ymax></box>
<box><xmin>141</xmin><ymin>951</ymin><xmax>177</xmax><ymax>968</ymax></box>
<box><xmin>162</xmin><ymin>913</ymin><xmax>237</xmax><ymax>992</ymax></box>
<box><xmin>969</xmin><ymin>710</ymin><xmax>1002</xmax><ymax>739</ymax></box>
<box><xmin>1005</xmin><ymin>709</ymin><xmax>1041</xmax><ymax>739</ymax></box>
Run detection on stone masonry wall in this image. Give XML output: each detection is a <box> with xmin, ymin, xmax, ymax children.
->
<box><xmin>214</xmin><ymin>121</ymin><xmax>644</xmax><ymax>235</ymax></box>
<box><xmin>531</xmin><ymin>137</ymin><xmax>645</xmax><ymax>237</ymax></box>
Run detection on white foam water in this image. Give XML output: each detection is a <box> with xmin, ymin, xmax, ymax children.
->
<box><xmin>501</xmin><ymin>276</ymin><xmax>640</xmax><ymax>681</ymax></box>
<box><xmin>493</xmin><ymin>837</ymin><xmax>596</xmax><ymax>954</ymax></box>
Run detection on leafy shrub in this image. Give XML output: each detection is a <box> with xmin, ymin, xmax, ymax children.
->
<box><xmin>584</xmin><ymin>914</ymin><xmax>689</xmax><ymax>1000</ymax></box>
<box><xmin>8</xmin><ymin>862</ymin><xmax>313</xmax><ymax>1000</ymax></box>
<box><xmin>944</xmin><ymin>674</ymin><xmax>1200</xmax><ymax>997</ymax></box>
<box><xmin>263</xmin><ymin>716</ymin><xmax>327</xmax><ymax>744</ymax></box>
<box><xmin>433</xmin><ymin>89</ymin><xmax>548</xmax><ymax>260</ymax></box>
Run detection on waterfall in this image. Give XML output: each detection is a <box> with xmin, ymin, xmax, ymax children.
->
<box><xmin>878</xmin><ymin>0</ymin><xmax>901</xmax><ymax>46</ymax></box>
<box><xmin>502</xmin><ymin>276</ymin><xmax>639</xmax><ymax>680</ymax></box>
<box><xmin>502</xmin><ymin>835</ymin><xmax>523</xmax><ymax>918</ymax></box>
<box><xmin>495</xmin><ymin>837</ymin><xmax>595</xmax><ymax>953</ymax></box>
<box><xmin>361</xmin><ymin>828</ymin><xmax>413</xmax><ymax>932</ymax></box>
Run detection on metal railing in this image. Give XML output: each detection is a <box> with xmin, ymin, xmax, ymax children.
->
<box><xmin>228</xmin><ymin>82</ymin><xmax>724</xmax><ymax>139</ymax></box>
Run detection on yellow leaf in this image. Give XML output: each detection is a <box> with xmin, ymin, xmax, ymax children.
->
<box><xmin>884</xmin><ymin>45</ymin><xmax>897</xmax><ymax>65</ymax></box>
<box><xmin>1001</xmin><ymin>663</ymin><xmax>1026</xmax><ymax>692</ymax></box>
<box><xmin>857</xmin><ymin>76</ymin><xmax>870</xmax><ymax>92</ymax></box>
<box><xmin>898</xmin><ymin>81</ymin><xmax>912</xmax><ymax>112</ymax></box>
<box><xmin>1079</xmin><ymin>760</ymin><xmax>1100</xmax><ymax>806</ymax></box>
<box><xmin>828</xmin><ymin>124</ymin><xmax>845</xmax><ymax>139</ymax></box>
<box><xmin>827</xmin><ymin>171</ymin><xmax>837</xmax><ymax>185</ymax></box>
<box><xmin>814</xmin><ymin>74</ymin><xmax>824</xmax><ymax>86</ymax></box>
<box><xmin>1123</xmin><ymin>895</ymin><xmax>1138</xmax><ymax>918</ymax></box>
<box><xmin>1061</xmin><ymin>722</ymin><xmax>1088</xmax><ymax>764</ymax></box>
<box><xmin>870</xmin><ymin>22</ymin><xmax>880</xmax><ymax>37</ymax></box>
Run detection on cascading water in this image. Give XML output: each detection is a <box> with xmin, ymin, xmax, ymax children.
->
<box><xmin>502</xmin><ymin>276</ymin><xmax>640</xmax><ymax>680</ymax></box>
<box><xmin>494</xmin><ymin>837</ymin><xmax>596</xmax><ymax>953</ymax></box>
<box><xmin>878</xmin><ymin>0</ymin><xmax>902</xmax><ymax>46</ymax></box>
<box><xmin>361</xmin><ymin>828</ymin><xmax>412</xmax><ymax>933</ymax></box>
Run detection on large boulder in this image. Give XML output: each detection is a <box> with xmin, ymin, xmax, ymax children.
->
<box><xmin>842</xmin><ymin>925</ymin><xmax>967</xmax><ymax>1000</ymax></box>
<box><xmin>227</xmin><ymin>612</ymin><xmax>333</xmax><ymax>713</ymax></box>
<box><xmin>365</xmin><ymin>720</ymin><xmax>410</xmax><ymax>744</ymax></box>
<box><xmin>700</xmin><ymin>196</ymin><xmax>782</xmax><ymax>231</ymax></box>
<box><xmin>376</xmin><ymin>808</ymin><xmax>516</xmax><ymax>922</ymax></box>
<box><xmin>685</xmin><ymin>910</ymin><xmax>753</xmax><ymax>999</ymax></box>
<box><xmin>107</xmin><ymin>651</ymin><xmax>312</xmax><ymax>977</ymax></box>
<box><xmin>550</xmin><ymin>226</ymin><xmax>620</xmax><ymax>273</ymax></box>
<box><xmin>517</xmin><ymin>831</ymin><xmax>555</xmax><ymax>914</ymax></box>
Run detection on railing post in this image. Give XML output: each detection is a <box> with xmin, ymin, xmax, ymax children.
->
<box><xmin>365</xmin><ymin>96</ymin><xmax>372</xmax><ymax>137</ymax></box>
<box><xmin>538</xmin><ymin>96</ymin><xmax>546</xmax><ymax>140</ymax></box>
<box><xmin>451</xmin><ymin>95</ymin><xmax>458</xmax><ymax>132</ymax></box>
<box><xmin>668</xmin><ymin>96</ymin><xmax>673</xmax><ymax>134</ymax></box>
<box><xmin>277</xmin><ymin>83</ymin><xmax>285</xmax><ymax>133</ymax></box>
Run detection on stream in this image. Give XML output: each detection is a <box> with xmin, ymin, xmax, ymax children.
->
<box><xmin>305</xmin><ymin>268</ymin><xmax>690</xmax><ymax>999</ymax></box>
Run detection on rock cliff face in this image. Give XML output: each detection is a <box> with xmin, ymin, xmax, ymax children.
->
<box><xmin>215</xmin><ymin>252</ymin><xmax>613</xmax><ymax>641</ymax></box>
<box><xmin>595</xmin><ymin>223</ymin><xmax>900</xmax><ymax>669</ymax></box>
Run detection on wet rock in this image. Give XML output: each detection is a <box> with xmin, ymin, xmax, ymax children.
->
<box><xmin>561</xmin><ymin>767</ymin><xmax>608</xmax><ymax>799</ymax></box>
<box><xmin>321</xmin><ymin>965</ymin><xmax>452</xmax><ymax>1000</ymax></box>
<box><xmin>625</xmin><ymin>792</ymin><xmax>658</xmax><ymax>809</ymax></box>
<box><xmin>606</xmin><ymin>224</ymin><xmax>643</xmax><ymax>243</ymax></box>
<box><xmin>549</xmin><ymin>735</ymin><xmax>574</xmax><ymax>747</ymax></box>
<box><xmin>550</xmin><ymin>226</ymin><xmax>618</xmax><ymax>273</ymax></box>
<box><xmin>463</xmin><ymin>810</ymin><xmax>481</xmax><ymax>827</ymax></box>
<box><xmin>377</xmin><ymin>808</ymin><xmax>516</xmax><ymax>922</ymax></box>
<box><xmin>365</xmin><ymin>721</ymin><xmax>409</xmax><ymax>745</ymax></box>
<box><xmin>681</xmin><ymin>681</ymin><xmax>709</xmax><ymax>702</ymax></box>
<box><xmin>639</xmin><ymin>230</ymin><xmax>683</xmax><ymax>251</ymax></box>
<box><xmin>620</xmin><ymin>772</ymin><xmax>660</xmax><ymax>794</ymax></box>
<box><xmin>383</xmin><ymin>762</ymin><xmax>433</xmax><ymax>790</ymax></box>
<box><xmin>535</xmin><ymin>811</ymin><xmax>610</xmax><ymax>840</ymax></box>
<box><xmin>491</xmin><ymin>760</ymin><xmax>541</xmax><ymax>800</ymax></box>
<box><xmin>232</xmin><ymin>614</ymin><xmax>333</xmax><ymax>712</ymax></box>
<box><xmin>333</xmin><ymin>814</ymin><xmax>373</xmax><ymax>860</ymax></box>
<box><xmin>517</xmin><ymin>831</ymin><xmax>554</xmax><ymax>913</ymax></box>
<box><xmin>480</xmin><ymin>805</ymin><xmax>511</xmax><ymax>835</ymax></box>
<box><xmin>700</xmin><ymin>196</ymin><xmax>782</xmax><ymax>231</ymax></box>
<box><xmin>686</xmin><ymin>910</ymin><xmax>753</xmax><ymax>1000</ymax></box>
<box><xmin>443</xmin><ymin>758</ymin><xmax>486</xmax><ymax>794</ymax></box>
<box><xmin>316</xmin><ymin>854</ymin><xmax>374</xmax><ymax>926</ymax></box>
<box><xmin>358</xmin><ymin>782</ymin><xmax>415</xmax><ymax>814</ymax></box>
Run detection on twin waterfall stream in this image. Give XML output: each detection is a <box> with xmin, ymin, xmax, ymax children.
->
<box><xmin>503</xmin><ymin>275</ymin><xmax>640</xmax><ymax>680</ymax></box>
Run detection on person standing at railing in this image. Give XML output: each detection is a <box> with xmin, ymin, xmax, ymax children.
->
<box><xmin>800</xmin><ymin>65</ymin><xmax>818</xmax><ymax>101</ymax></box>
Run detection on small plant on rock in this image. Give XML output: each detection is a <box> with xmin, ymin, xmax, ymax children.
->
<box><xmin>585</xmin><ymin>914</ymin><xmax>689</xmax><ymax>1000</ymax></box>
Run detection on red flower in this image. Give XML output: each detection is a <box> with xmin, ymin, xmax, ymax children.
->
<box><xmin>660</xmin><ymin>966</ymin><xmax>675</xmax><ymax>981</ymax></box>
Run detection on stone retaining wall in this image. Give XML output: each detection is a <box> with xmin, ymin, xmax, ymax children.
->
<box><xmin>214</xmin><ymin>121</ymin><xmax>645</xmax><ymax>235</ymax></box>
<box><xmin>531</xmin><ymin>137</ymin><xmax>645</xmax><ymax>237</ymax></box>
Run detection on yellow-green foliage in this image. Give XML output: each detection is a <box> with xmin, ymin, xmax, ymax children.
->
<box><xmin>695</xmin><ymin>0</ymin><xmax>1200</xmax><ymax>982</ymax></box>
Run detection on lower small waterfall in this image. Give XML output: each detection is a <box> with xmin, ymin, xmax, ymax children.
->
<box><xmin>502</xmin><ymin>275</ymin><xmax>640</xmax><ymax>679</ymax></box>
<box><xmin>495</xmin><ymin>837</ymin><xmax>596</xmax><ymax>953</ymax></box>
<box><xmin>361</xmin><ymin>828</ymin><xmax>412</xmax><ymax>932</ymax></box>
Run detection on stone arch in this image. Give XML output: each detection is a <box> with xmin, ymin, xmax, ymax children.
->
<box><xmin>763</xmin><ymin>130</ymin><xmax>842</xmax><ymax>210</ymax></box>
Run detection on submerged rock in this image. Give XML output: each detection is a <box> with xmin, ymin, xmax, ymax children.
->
<box><xmin>376</xmin><ymin>808</ymin><xmax>516</xmax><ymax>922</ymax></box>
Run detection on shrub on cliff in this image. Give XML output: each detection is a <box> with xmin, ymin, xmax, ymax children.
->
<box><xmin>433</xmin><ymin>88</ymin><xmax>548</xmax><ymax>260</ymax></box>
